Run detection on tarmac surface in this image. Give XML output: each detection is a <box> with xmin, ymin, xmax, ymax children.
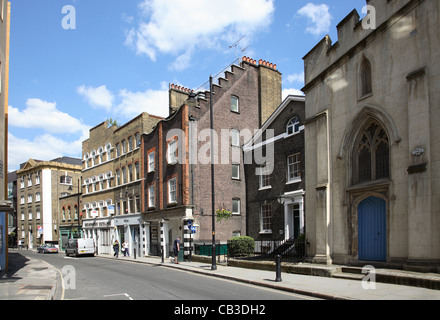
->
<box><xmin>1</xmin><ymin>249</ymin><xmax>440</xmax><ymax>300</ymax></box>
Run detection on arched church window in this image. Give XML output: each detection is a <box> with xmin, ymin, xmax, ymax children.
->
<box><xmin>354</xmin><ymin>121</ymin><xmax>389</xmax><ymax>184</ymax></box>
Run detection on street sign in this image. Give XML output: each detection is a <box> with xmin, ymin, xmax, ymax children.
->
<box><xmin>191</xmin><ymin>226</ymin><xmax>196</xmax><ymax>234</ymax></box>
<box><xmin>187</xmin><ymin>220</ymin><xmax>192</xmax><ymax>228</ymax></box>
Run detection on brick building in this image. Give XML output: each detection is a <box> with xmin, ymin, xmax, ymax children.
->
<box><xmin>244</xmin><ymin>95</ymin><xmax>305</xmax><ymax>241</ymax></box>
<box><xmin>142</xmin><ymin>57</ymin><xmax>282</xmax><ymax>258</ymax></box>
<box><xmin>82</xmin><ymin>120</ymin><xmax>118</xmax><ymax>254</ymax></box>
<box><xmin>81</xmin><ymin>114</ymin><xmax>162</xmax><ymax>255</ymax></box>
<box><xmin>17</xmin><ymin>157</ymin><xmax>82</xmax><ymax>249</ymax></box>
<box><xmin>59</xmin><ymin>190</ymin><xmax>82</xmax><ymax>250</ymax></box>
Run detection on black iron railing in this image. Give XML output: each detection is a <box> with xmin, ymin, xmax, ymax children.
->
<box><xmin>227</xmin><ymin>236</ymin><xmax>306</xmax><ymax>263</ymax></box>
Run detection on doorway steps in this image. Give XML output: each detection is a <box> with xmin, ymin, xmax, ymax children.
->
<box><xmin>332</xmin><ymin>267</ymin><xmax>366</xmax><ymax>281</ymax></box>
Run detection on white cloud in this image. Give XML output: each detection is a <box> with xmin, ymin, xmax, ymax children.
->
<box><xmin>8</xmin><ymin>132</ymin><xmax>85</xmax><ymax>171</ymax></box>
<box><xmin>297</xmin><ymin>3</ymin><xmax>332</xmax><ymax>36</ymax></box>
<box><xmin>282</xmin><ymin>88</ymin><xmax>304</xmax><ymax>100</ymax></box>
<box><xmin>116</xmin><ymin>88</ymin><xmax>169</xmax><ymax>119</ymax></box>
<box><xmin>77</xmin><ymin>85</ymin><xmax>115</xmax><ymax>111</ymax></box>
<box><xmin>9</xmin><ymin>98</ymin><xmax>90</xmax><ymax>135</ymax></box>
<box><xmin>126</xmin><ymin>0</ymin><xmax>275</xmax><ymax>70</ymax></box>
<box><xmin>285</xmin><ymin>72</ymin><xmax>305</xmax><ymax>84</ymax></box>
<box><xmin>169</xmin><ymin>49</ymin><xmax>194</xmax><ymax>72</ymax></box>
<box><xmin>8</xmin><ymin>98</ymin><xmax>91</xmax><ymax>170</ymax></box>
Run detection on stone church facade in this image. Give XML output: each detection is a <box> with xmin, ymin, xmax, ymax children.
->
<box><xmin>302</xmin><ymin>0</ymin><xmax>440</xmax><ymax>270</ymax></box>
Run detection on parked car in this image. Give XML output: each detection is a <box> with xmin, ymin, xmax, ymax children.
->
<box><xmin>65</xmin><ymin>238</ymin><xmax>95</xmax><ymax>257</ymax></box>
<box><xmin>37</xmin><ymin>243</ymin><xmax>59</xmax><ymax>254</ymax></box>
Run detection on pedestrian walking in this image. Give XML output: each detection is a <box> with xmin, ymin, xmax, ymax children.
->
<box><xmin>113</xmin><ymin>240</ymin><xmax>120</xmax><ymax>258</ymax></box>
<box><xmin>173</xmin><ymin>237</ymin><xmax>181</xmax><ymax>264</ymax></box>
<box><xmin>122</xmin><ymin>241</ymin><xmax>130</xmax><ymax>257</ymax></box>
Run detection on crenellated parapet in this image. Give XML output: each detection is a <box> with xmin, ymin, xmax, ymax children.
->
<box><xmin>303</xmin><ymin>0</ymin><xmax>414</xmax><ymax>91</ymax></box>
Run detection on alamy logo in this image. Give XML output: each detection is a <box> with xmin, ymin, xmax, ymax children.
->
<box><xmin>167</xmin><ymin>127</ymin><xmax>275</xmax><ymax>176</ymax></box>
<box><xmin>62</xmin><ymin>5</ymin><xmax>76</xmax><ymax>30</ymax></box>
<box><xmin>62</xmin><ymin>265</ymin><xmax>76</xmax><ymax>290</ymax></box>
<box><xmin>362</xmin><ymin>5</ymin><xmax>376</xmax><ymax>30</ymax></box>
<box><xmin>362</xmin><ymin>265</ymin><xmax>376</xmax><ymax>290</ymax></box>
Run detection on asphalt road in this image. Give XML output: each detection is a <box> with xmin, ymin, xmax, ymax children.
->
<box><xmin>23</xmin><ymin>251</ymin><xmax>313</xmax><ymax>301</ymax></box>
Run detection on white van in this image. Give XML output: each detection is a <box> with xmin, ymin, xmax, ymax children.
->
<box><xmin>65</xmin><ymin>238</ymin><xmax>95</xmax><ymax>257</ymax></box>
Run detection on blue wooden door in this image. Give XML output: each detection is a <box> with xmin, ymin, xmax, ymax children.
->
<box><xmin>358</xmin><ymin>197</ymin><xmax>386</xmax><ymax>261</ymax></box>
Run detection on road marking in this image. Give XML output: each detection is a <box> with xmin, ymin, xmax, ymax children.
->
<box><xmin>103</xmin><ymin>293</ymin><xmax>134</xmax><ymax>300</ymax></box>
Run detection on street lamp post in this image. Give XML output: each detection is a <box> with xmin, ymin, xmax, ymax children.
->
<box><xmin>209</xmin><ymin>75</ymin><xmax>217</xmax><ymax>271</ymax></box>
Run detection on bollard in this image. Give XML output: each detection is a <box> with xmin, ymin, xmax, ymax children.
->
<box><xmin>275</xmin><ymin>255</ymin><xmax>282</xmax><ymax>282</ymax></box>
<box><xmin>134</xmin><ymin>248</ymin><xmax>137</xmax><ymax>260</ymax></box>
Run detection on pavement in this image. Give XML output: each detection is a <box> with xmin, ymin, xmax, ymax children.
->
<box><xmin>1</xmin><ymin>249</ymin><xmax>440</xmax><ymax>300</ymax></box>
<box><xmin>0</xmin><ymin>250</ymin><xmax>59</xmax><ymax>300</ymax></box>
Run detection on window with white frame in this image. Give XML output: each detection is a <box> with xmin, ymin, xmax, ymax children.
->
<box><xmin>27</xmin><ymin>194</ymin><xmax>33</xmax><ymax>203</ymax></box>
<box><xmin>287</xmin><ymin>153</ymin><xmax>301</xmax><ymax>183</ymax></box>
<box><xmin>35</xmin><ymin>193</ymin><xmax>41</xmax><ymax>202</ymax></box>
<box><xmin>148</xmin><ymin>151</ymin><xmax>155</xmax><ymax>172</ymax></box>
<box><xmin>98</xmin><ymin>147</ymin><xmax>104</xmax><ymax>164</ymax></box>
<box><xmin>167</xmin><ymin>139</ymin><xmax>178</xmax><ymax>164</ymax></box>
<box><xmin>91</xmin><ymin>151</ymin><xmax>96</xmax><ymax>166</ymax></box>
<box><xmin>28</xmin><ymin>211</ymin><xmax>33</xmax><ymax>221</ymax></box>
<box><xmin>148</xmin><ymin>185</ymin><xmax>155</xmax><ymax>208</ymax></box>
<box><xmin>232</xmin><ymin>164</ymin><xmax>240</xmax><ymax>180</ymax></box>
<box><xmin>60</xmin><ymin>175</ymin><xmax>72</xmax><ymax>185</ymax></box>
<box><xmin>35</xmin><ymin>172</ymin><xmax>40</xmax><ymax>185</ymax></box>
<box><xmin>27</xmin><ymin>174</ymin><xmax>32</xmax><ymax>187</ymax></box>
<box><xmin>232</xmin><ymin>199</ymin><xmax>240</xmax><ymax>215</ymax></box>
<box><xmin>105</xmin><ymin>143</ymin><xmax>112</xmax><ymax>161</ymax></box>
<box><xmin>259</xmin><ymin>164</ymin><xmax>272</xmax><ymax>189</ymax></box>
<box><xmin>128</xmin><ymin>136</ymin><xmax>133</xmax><ymax>152</ymax></box>
<box><xmin>168</xmin><ymin>178</ymin><xmax>177</xmax><ymax>203</ymax></box>
<box><xmin>260</xmin><ymin>203</ymin><xmax>272</xmax><ymax>233</ymax></box>
<box><xmin>122</xmin><ymin>140</ymin><xmax>126</xmax><ymax>154</ymax></box>
<box><xmin>116</xmin><ymin>169</ymin><xmax>120</xmax><ymax>185</ymax></box>
<box><xmin>231</xmin><ymin>129</ymin><xmax>240</xmax><ymax>147</ymax></box>
<box><xmin>231</xmin><ymin>95</ymin><xmax>239</xmax><ymax>113</ymax></box>
<box><xmin>135</xmin><ymin>133</ymin><xmax>140</xmax><ymax>148</ymax></box>
<box><xmin>20</xmin><ymin>196</ymin><xmax>25</xmax><ymax>204</ymax></box>
<box><xmin>20</xmin><ymin>176</ymin><xmax>24</xmax><ymax>189</ymax></box>
<box><xmin>36</xmin><ymin>208</ymin><xmax>41</xmax><ymax>220</ymax></box>
<box><xmin>287</xmin><ymin>117</ymin><xmax>301</xmax><ymax>136</ymax></box>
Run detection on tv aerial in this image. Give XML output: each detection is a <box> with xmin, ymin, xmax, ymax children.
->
<box><xmin>229</xmin><ymin>35</ymin><xmax>246</xmax><ymax>59</ymax></box>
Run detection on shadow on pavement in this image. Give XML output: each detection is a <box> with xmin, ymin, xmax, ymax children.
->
<box><xmin>0</xmin><ymin>251</ymin><xmax>30</xmax><ymax>282</ymax></box>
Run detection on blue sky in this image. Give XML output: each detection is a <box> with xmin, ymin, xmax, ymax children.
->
<box><xmin>7</xmin><ymin>0</ymin><xmax>367</xmax><ymax>171</ymax></box>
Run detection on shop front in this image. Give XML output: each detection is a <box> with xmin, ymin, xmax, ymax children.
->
<box><xmin>83</xmin><ymin>218</ymin><xmax>114</xmax><ymax>255</ymax></box>
<box><xmin>114</xmin><ymin>214</ymin><xmax>146</xmax><ymax>257</ymax></box>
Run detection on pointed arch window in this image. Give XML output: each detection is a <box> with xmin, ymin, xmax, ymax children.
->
<box><xmin>353</xmin><ymin>122</ymin><xmax>390</xmax><ymax>184</ymax></box>
<box><xmin>360</xmin><ymin>58</ymin><xmax>372</xmax><ymax>97</ymax></box>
